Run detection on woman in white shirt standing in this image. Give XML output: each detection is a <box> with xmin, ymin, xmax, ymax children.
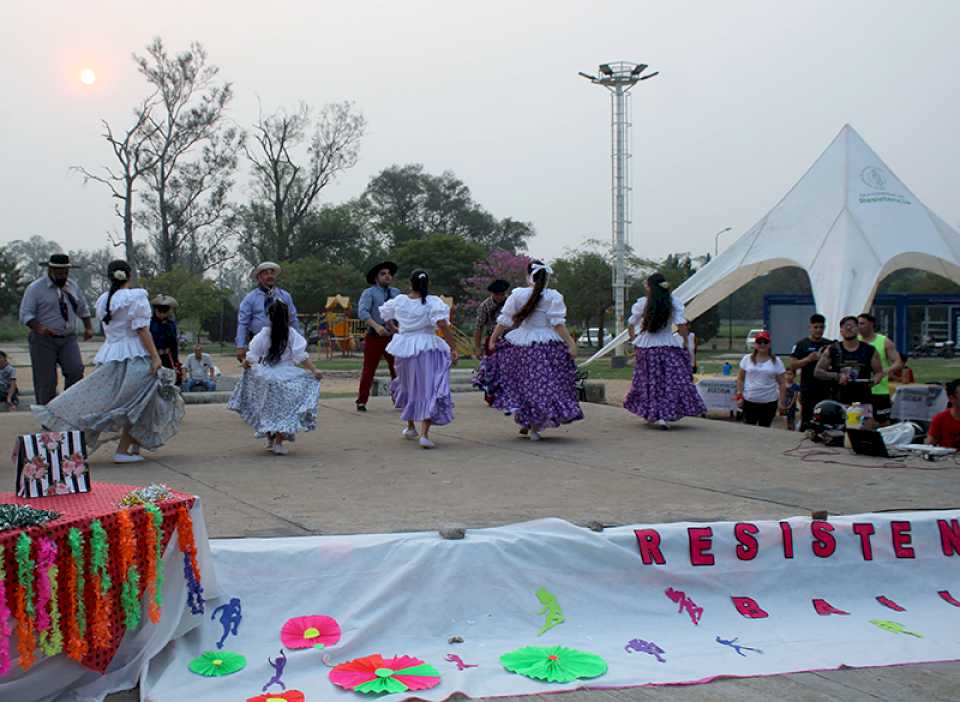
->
<box><xmin>486</xmin><ymin>260</ymin><xmax>583</xmax><ymax>440</ymax></box>
<box><xmin>379</xmin><ymin>269</ymin><xmax>458</xmax><ymax>449</ymax></box>
<box><xmin>32</xmin><ymin>260</ymin><xmax>184</xmax><ymax>462</ymax></box>
<box><xmin>624</xmin><ymin>272</ymin><xmax>706</xmax><ymax>429</ymax></box>
<box><xmin>735</xmin><ymin>330</ymin><xmax>787</xmax><ymax>427</ymax></box>
<box><xmin>228</xmin><ymin>300</ymin><xmax>323</xmax><ymax>455</ymax></box>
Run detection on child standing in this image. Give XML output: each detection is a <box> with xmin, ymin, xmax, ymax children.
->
<box><xmin>0</xmin><ymin>351</ymin><xmax>19</xmax><ymax>411</ymax></box>
<box><xmin>783</xmin><ymin>368</ymin><xmax>801</xmax><ymax>430</ymax></box>
<box><xmin>379</xmin><ymin>269</ymin><xmax>458</xmax><ymax>449</ymax></box>
<box><xmin>228</xmin><ymin>301</ymin><xmax>323</xmax><ymax>455</ymax></box>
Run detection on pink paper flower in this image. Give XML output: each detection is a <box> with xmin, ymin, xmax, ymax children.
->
<box><xmin>24</xmin><ymin>456</ymin><xmax>48</xmax><ymax>480</ymax></box>
<box><xmin>280</xmin><ymin>615</ymin><xmax>341</xmax><ymax>649</ymax></box>
<box><xmin>40</xmin><ymin>432</ymin><xmax>63</xmax><ymax>451</ymax></box>
<box><xmin>61</xmin><ymin>454</ymin><xmax>86</xmax><ymax>477</ymax></box>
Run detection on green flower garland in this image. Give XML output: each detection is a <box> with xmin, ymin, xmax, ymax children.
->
<box><xmin>145</xmin><ymin>503</ymin><xmax>165</xmax><ymax>612</ymax></box>
<box><xmin>15</xmin><ymin>533</ymin><xmax>35</xmax><ymax>618</ymax></box>
<box><xmin>89</xmin><ymin>520</ymin><xmax>111</xmax><ymax>594</ymax></box>
<box><xmin>120</xmin><ymin>568</ymin><xmax>141</xmax><ymax>631</ymax></box>
<box><xmin>67</xmin><ymin>528</ymin><xmax>86</xmax><ymax>637</ymax></box>
<box><xmin>39</xmin><ymin>564</ymin><xmax>63</xmax><ymax>656</ymax></box>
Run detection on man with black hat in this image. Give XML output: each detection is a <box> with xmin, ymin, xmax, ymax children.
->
<box><xmin>473</xmin><ymin>279</ymin><xmax>510</xmax><ymax>358</ymax></box>
<box><xmin>150</xmin><ymin>294</ymin><xmax>181</xmax><ymax>382</ymax></box>
<box><xmin>355</xmin><ymin>261</ymin><xmax>400</xmax><ymax>411</ymax></box>
<box><xmin>235</xmin><ymin>262</ymin><xmax>299</xmax><ymax>363</ymax></box>
<box><xmin>18</xmin><ymin>254</ymin><xmax>94</xmax><ymax>405</ymax></box>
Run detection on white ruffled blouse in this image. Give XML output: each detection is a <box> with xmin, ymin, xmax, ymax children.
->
<box><xmin>629</xmin><ymin>295</ymin><xmax>687</xmax><ymax>348</ymax></box>
<box><xmin>496</xmin><ymin>287</ymin><xmax>567</xmax><ymax>346</ymax></box>
<box><xmin>379</xmin><ymin>294</ymin><xmax>451</xmax><ymax>359</ymax></box>
<box><xmin>93</xmin><ymin>288</ymin><xmax>152</xmax><ymax>364</ymax></box>
<box><xmin>246</xmin><ymin>326</ymin><xmax>310</xmax><ymax>366</ymax></box>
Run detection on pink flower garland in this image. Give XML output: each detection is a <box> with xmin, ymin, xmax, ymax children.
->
<box><xmin>0</xmin><ymin>543</ymin><xmax>12</xmax><ymax>676</ymax></box>
<box><xmin>35</xmin><ymin>538</ymin><xmax>57</xmax><ymax>635</ymax></box>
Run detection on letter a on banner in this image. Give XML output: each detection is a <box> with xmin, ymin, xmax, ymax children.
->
<box><xmin>813</xmin><ymin>598</ymin><xmax>850</xmax><ymax>616</ymax></box>
<box><xmin>731</xmin><ymin>596</ymin><xmax>769</xmax><ymax>619</ymax></box>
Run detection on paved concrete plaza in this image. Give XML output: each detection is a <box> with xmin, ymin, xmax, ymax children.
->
<box><xmin>3</xmin><ymin>394</ymin><xmax>959</xmax><ymax>700</ymax></box>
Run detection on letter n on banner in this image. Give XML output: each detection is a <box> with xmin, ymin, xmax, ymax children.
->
<box><xmin>813</xmin><ymin>598</ymin><xmax>850</xmax><ymax>616</ymax></box>
<box><xmin>938</xmin><ymin>519</ymin><xmax>960</xmax><ymax>556</ymax></box>
<box><xmin>731</xmin><ymin>596</ymin><xmax>768</xmax><ymax>619</ymax></box>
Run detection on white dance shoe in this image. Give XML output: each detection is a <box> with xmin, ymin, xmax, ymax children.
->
<box><xmin>113</xmin><ymin>453</ymin><xmax>144</xmax><ymax>463</ymax></box>
<box><xmin>402</xmin><ymin>427</ymin><xmax>419</xmax><ymax>440</ymax></box>
<box><xmin>419</xmin><ymin>437</ymin><xmax>435</xmax><ymax>449</ymax></box>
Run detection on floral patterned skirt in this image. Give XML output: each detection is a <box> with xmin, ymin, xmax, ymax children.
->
<box><xmin>31</xmin><ymin>357</ymin><xmax>185</xmax><ymax>452</ymax></box>
<box><xmin>228</xmin><ymin>363</ymin><xmax>321</xmax><ymax>440</ymax></box>
<box><xmin>491</xmin><ymin>340</ymin><xmax>584</xmax><ymax>429</ymax></box>
<box><xmin>472</xmin><ymin>339</ymin><xmax>506</xmax><ymax>405</ymax></box>
<box><xmin>623</xmin><ymin>346</ymin><xmax>706</xmax><ymax>422</ymax></box>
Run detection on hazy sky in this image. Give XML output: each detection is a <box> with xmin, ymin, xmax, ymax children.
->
<box><xmin>2</xmin><ymin>1</ymin><xmax>958</xmax><ymax>265</ymax></box>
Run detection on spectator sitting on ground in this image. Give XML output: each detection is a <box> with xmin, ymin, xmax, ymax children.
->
<box><xmin>926</xmin><ymin>378</ymin><xmax>960</xmax><ymax>449</ymax></box>
<box><xmin>184</xmin><ymin>344</ymin><xmax>217</xmax><ymax>392</ymax></box>
<box><xmin>0</xmin><ymin>351</ymin><xmax>19</xmax><ymax>411</ymax></box>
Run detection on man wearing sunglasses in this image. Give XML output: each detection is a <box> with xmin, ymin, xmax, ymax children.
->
<box><xmin>18</xmin><ymin>254</ymin><xmax>94</xmax><ymax>405</ymax></box>
<box><xmin>815</xmin><ymin>315</ymin><xmax>884</xmax><ymax>407</ymax></box>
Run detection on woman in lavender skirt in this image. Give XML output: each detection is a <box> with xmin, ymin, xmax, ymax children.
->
<box><xmin>623</xmin><ymin>271</ymin><xmax>706</xmax><ymax>428</ymax></box>
<box><xmin>487</xmin><ymin>260</ymin><xmax>583</xmax><ymax>440</ymax></box>
<box><xmin>380</xmin><ymin>269</ymin><xmax>458</xmax><ymax>449</ymax></box>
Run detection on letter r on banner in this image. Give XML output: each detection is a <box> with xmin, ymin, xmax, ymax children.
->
<box><xmin>813</xmin><ymin>598</ymin><xmax>850</xmax><ymax>616</ymax></box>
<box><xmin>731</xmin><ymin>596</ymin><xmax>769</xmax><ymax>619</ymax></box>
<box><xmin>634</xmin><ymin>529</ymin><xmax>666</xmax><ymax>565</ymax></box>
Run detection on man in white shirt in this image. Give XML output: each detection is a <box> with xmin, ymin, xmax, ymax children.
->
<box><xmin>184</xmin><ymin>344</ymin><xmax>216</xmax><ymax>392</ymax></box>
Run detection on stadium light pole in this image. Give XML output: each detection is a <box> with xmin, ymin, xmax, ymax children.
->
<box><xmin>580</xmin><ymin>62</ymin><xmax>658</xmax><ymax>367</ymax></box>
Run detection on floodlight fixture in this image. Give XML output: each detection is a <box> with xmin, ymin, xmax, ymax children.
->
<box><xmin>639</xmin><ymin>71</ymin><xmax>660</xmax><ymax>81</ymax></box>
<box><xmin>599</xmin><ymin>63</ymin><xmax>614</xmax><ymax>75</ymax></box>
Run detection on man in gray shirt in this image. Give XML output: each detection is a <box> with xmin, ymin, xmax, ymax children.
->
<box><xmin>355</xmin><ymin>261</ymin><xmax>400</xmax><ymax>411</ymax></box>
<box><xmin>18</xmin><ymin>254</ymin><xmax>94</xmax><ymax>404</ymax></box>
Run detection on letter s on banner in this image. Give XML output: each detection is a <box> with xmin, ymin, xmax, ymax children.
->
<box><xmin>634</xmin><ymin>529</ymin><xmax>666</xmax><ymax>565</ymax></box>
<box><xmin>731</xmin><ymin>596</ymin><xmax>769</xmax><ymax>619</ymax></box>
<box><xmin>811</xmin><ymin>521</ymin><xmax>836</xmax><ymax>558</ymax></box>
<box><xmin>734</xmin><ymin>523</ymin><xmax>759</xmax><ymax>561</ymax></box>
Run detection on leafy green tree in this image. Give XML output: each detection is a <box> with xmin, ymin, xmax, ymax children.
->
<box><xmin>391</xmin><ymin>234</ymin><xmax>485</xmax><ymax>320</ymax></box>
<box><xmin>0</xmin><ymin>246</ymin><xmax>26</xmax><ymax>318</ymax></box>
<box><xmin>551</xmin><ymin>250</ymin><xmax>613</xmax><ymax>346</ymax></box>
<box><xmin>6</xmin><ymin>236</ymin><xmax>62</xmax><ymax>278</ymax></box>
<box><xmin>143</xmin><ymin>267</ymin><xmax>228</xmax><ymax>340</ymax></box>
<box><xmin>279</xmin><ymin>258</ymin><xmax>366</xmax><ymax>316</ymax></box>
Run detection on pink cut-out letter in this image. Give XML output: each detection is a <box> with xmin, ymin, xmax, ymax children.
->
<box><xmin>634</xmin><ymin>529</ymin><xmax>666</xmax><ymax>565</ymax></box>
<box><xmin>812</xmin><ymin>598</ymin><xmax>850</xmax><ymax>616</ymax></box>
<box><xmin>939</xmin><ymin>590</ymin><xmax>960</xmax><ymax>607</ymax></box>
<box><xmin>876</xmin><ymin>596</ymin><xmax>906</xmax><ymax>612</ymax></box>
<box><xmin>779</xmin><ymin>521</ymin><xmax>794</xmax><ymax>559</ymax></box>
<box><xmin>811</xmin><ymin>521</ymin><xmax>836</xmax><ymax>558</ymax></box>
<box><xmin>735</xmin><ymin>523</ymin><xmax>759</xmax><ymax>561</ymax></box>
<box><xmin>688</xmin><ymin>527</ymin><xmax>715</xmax><ymax>566</ymax></box>
<box><xmin>891</xmin><ymin>521</ymin><xmax>915</xmax><ymax>559</ymax></box>
<box><xmin>852</xmin><ymin>523</ymin><xmax>876</xmax><ymax>561</ymax></box>
<box><xmin>937</xmin><ymin>519</ymin><xmax>960</xmax><ymax>557</ymax></box>
<box><xmin>731</xmin><ymin>596</ymin><xmax>768</xmax><ymax>619</ymax></box>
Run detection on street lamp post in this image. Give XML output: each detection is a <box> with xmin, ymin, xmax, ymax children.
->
<box><xmin>580</xmin><ymin>62</ymin><xmax>659</xmax><ymax>367</ymax></box>
<box><xmin>713</xmin><ymin>226</ymin><xmax>732</xmax><ymax>257</ymax></box>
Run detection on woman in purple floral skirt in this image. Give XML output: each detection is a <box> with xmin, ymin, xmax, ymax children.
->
<box><xmin>486</xmin><ymin>260</ymin><xmax>583</xmax><ymax>440</ymax></box>
<box><xmin>623</xmin><ymin>272</ymin><xmax>706</xmax><ymax>429</ymax></box>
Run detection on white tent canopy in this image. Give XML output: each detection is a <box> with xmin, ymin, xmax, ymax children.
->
<box><xmin>675</xmin><ymin>124</ymin><xmax>960</xmax><ymax>332</ymax></box>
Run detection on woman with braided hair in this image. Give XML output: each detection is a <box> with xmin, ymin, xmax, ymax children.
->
<box><xmin>32</xmin><ymin>260</ymin><xmax>185</xmax><ymax>462</ymax></box>
<box><xmin>623</xmin><ymin>271</ymin><xmax>706</xmax><ymax>428</ymax></box>
<box><xmin>486</xmin><ymin>260</ymin><xmax>583</xmax><ymax>440</ymax></box>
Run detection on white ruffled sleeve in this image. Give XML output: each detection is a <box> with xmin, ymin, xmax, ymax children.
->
<box><xmin>429</xmin><ymin>296</ymin><xmax>451</xmax><ymax>325</ymax></box>
<box><xmin>546</xmin><ymin>291</ymin><xmax>567</xmax><ymax>326</ymax></box>
<box><xmin>628</xmin><ymin>298</ymin><xmax>646</xmax><ymax>327</ymax></box>
<box><xmin>290</xmin><ymin>329</ymin><xmax>309</xmax><ymax>363</ymax></box>
<box><xmin>128</xmin><ymin>290</ymin><xmax>153</xmax><ymax>330</ymax></box>
<box><xmin>246</xmin><ymin>328</ymin><xmax>270</xmax><ymax>364</ymax></box>
<box><xmin>379</xmin><ymin>297</ymin><xmax>398</xmax><ymax>322</ymax></box>
<box><xmin>670</xmin><ymin>297</ymin><xmax>687</xmax><ymax>327</ymax></box>
<box><xmin>496</xmin><ymin>289</ymin><xmax>523</xmax><ymax>328</ymax></box>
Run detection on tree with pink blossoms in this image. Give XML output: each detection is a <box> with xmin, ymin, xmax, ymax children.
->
<box><xmin>463</xmin><ymin>249</ymin><xmax>532</xmax><ymax>309</ymax></box>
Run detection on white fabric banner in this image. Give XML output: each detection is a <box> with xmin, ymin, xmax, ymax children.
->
<box><xmin>696</xmin><ymin>377</ymin><xmax>739</xmax><ymax>412</ymax></box>
<box><xmin>142</xmin><ymin>511</ymin><xmax>960</xmax><ymax>700</ymax></box>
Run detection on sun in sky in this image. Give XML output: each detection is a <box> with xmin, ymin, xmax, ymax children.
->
<box><xmin>80</xmin><ymin>68</ymin><xmax>96</xmax><ymax>85</ymax></box>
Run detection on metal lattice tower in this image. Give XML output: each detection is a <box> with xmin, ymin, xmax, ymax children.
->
<box><xmin>579</xmin><ymin>62</ymin><xmax>658</xmax><ymax>363</ymax></box>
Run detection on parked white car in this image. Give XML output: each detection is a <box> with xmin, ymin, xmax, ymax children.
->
<box><xmin>578</xmin><ymin>327</ymin><xmax>606</xmax><ymax>347</ymax></box>
<box><xmin>745</xmin><ymin>328</ymin><xmax>766</xmax><ymax>351</ymax></box>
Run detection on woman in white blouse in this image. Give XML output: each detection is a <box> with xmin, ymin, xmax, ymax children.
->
<box><xmin>32</xmin><ymin>260</ymin><xmax>184</xmax><ymax>462</ymax></box>
<box><xmin>623</xmin><ymin>272</ymin><xmax>706</xmax><ymax>429</ymax></box>
<box><xmin>486</xmin><ymin>260</ymin><xmax>583</xmax><ymax>440</ymax></box>
<box><xmin>228</xmin><ymin>300</ymin><xmax>323</xmax><ymax>455</ymax></box>
<box><xmin>735</xmin><ymin>330</ymin><xmax>787</xmax><ymax>427</ymax></box>
<box><xmin>379</xmin><ymin>269</ymin><xmax>458</xmax><ymax>449</ymax></box>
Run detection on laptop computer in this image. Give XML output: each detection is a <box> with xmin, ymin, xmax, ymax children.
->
<box><xmin>846</xmin><ymin>428</ymin><xmax>901</xmax><ymax>458</ymax></box>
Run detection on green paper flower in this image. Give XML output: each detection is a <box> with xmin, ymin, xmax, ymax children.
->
<box><xmin>189</xmin><ymin>650</ymin><xmax>246</xmax><ymax>677</ymax></box>
<box><xmin>500</xmin><ymin>645</ymin><xmax>607</xmax><ymax>683</ymax></box>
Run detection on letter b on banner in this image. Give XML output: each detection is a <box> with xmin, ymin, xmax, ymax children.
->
<box><xmin>731</xmin><ymin>596</ymin><xmax>769</xmax><ymax>619</ymax></box>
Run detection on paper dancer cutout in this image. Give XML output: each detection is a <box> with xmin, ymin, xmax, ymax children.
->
<box><xmin>665</xmin><ymin>587</ymin><xmax>703</xmax><ymax>625</ymax></box>
<box><xmin>262</xmin><ymin>649</ymin><xmax>287</xmax><ymax>691</ymax></box>
<box><xmin>212</xmin><ymin>597</ymin><xmax>242</xmax><ymax>649</ymax></box>
<box><xmin>715</xmin><ymin>636</ymin><xmax>763</xmax><ymax>656</ymax></box>
<box><xmin>535</xmin><ymin>586</ymin><xmax>565</xmax><ymax>635</ymax></box>
<box><xmin>870</xmin><ymin>619</ymin><xmax>923</xmax><ymax>637</ymax></box>
<box><xmin>444</xmin><ymin>653</ymin><xmax>478</xmax><ymax>670</ymax></box>
<box><xmin>624</xmin><ymin>638</ymin><xmax>666</xmax><ymax>663</ymax></box>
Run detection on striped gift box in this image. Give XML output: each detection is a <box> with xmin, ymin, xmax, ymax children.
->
<box><xmin>14</xmin><ymin>431</ymin><xmax>90</xmax><ymax>498</ymax></box>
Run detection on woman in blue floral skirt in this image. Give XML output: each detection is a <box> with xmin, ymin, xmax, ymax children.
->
<box><xmin>486</xmin><ymin>260</ymin><xmax>583</xmax><ymax>440</ymax></box>
<box><xmin>623</xmin><ymin>272</ymin><xmax>706</xmax><ymax>428</ymax></box>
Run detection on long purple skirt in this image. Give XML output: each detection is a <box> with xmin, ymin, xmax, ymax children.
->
<box><xmin>491</xmin><ymin>340</ymin><xmax>584</xmax><ymax>429</ymax></box>
<box><xmin>390</xmin><ymin>348</ymin><xmax>454</xmax><ymax>425</ymax></box>
<box><xmin>623</xmin><ymin>346</ymin><xmax>706</xmax><ymax>422</ymax></box>
<box><xmin>472</xmin><ymin>339</ymin><xmax>506</xmax><ymax>404</ymax></box>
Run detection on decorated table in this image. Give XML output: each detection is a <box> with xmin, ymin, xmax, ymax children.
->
<box><xmin>0</xmin><ymin>482</ymin><xmax>217</xmax><ymax>702</ymax></box>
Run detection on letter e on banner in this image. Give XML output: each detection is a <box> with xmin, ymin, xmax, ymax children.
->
<box><xmin>731</xmin><ymin>596</ymin><xmax>769</xmax><ymax>619</ymax></box>
<box><xmin>813</xmin><ymin>598</ymin><xmax>850</xmax><ymax>616</ymax></box>
<box><xmin>939</xmin><ymin>590</ymin><xmax>960</xmax><ymax>608</ymax></box>
<box><xmin>937</xmin><ymin>519</ymin><xmax>960</xmax><ymax>557</ymax></box>
<box><xmin>890</xmin><ymin>521</ymin><xmax>915</xmax><ymax>559</ymax></box>
<box><xmin>876</xmin><ymin>596</ymin><xmax>906</xmax><ymax>612</ymax></box>
<box><xmin>688</xmin><ymin>527</ymin><xmax>715</xmax><ymax>566</ymax></box>
<box><xmin>811</xmin><ymin>521</ymin><xmax>836</xmax><ymax>558</ymax></box>
<box><xmin>634</xmin><ymin>529</ymin><xmax>666</xmax><ymax>565</ymax></box>
<box><xmin>735</xmin><ymin>523</ymin><xmax>759</xmax><ymax>561</ymax></box>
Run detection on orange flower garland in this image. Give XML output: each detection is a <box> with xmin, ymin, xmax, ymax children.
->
<box><xmin>143</xmin><ymin>503</ymin><xmax>163</xmax><ymax>624</ymax></box>
<box><xmin>176</xmin><ymin>504</ymin><xmax>204</xmax><ymax>614</ymax></box>
<box><xmin>64</xmin><ymin>527</ymin><xmax>88</xmax><ymax>662</ymax></box>
<box><xmin>116</xmin><ymin>510</ymin><xmax>142</xmax><ymax>631</ymax></box>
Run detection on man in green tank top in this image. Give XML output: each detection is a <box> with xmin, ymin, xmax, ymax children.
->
<box><xmin>858</xmin><ymin>313</ymin><xmax>903</xmax><ymax>425</ymax></box>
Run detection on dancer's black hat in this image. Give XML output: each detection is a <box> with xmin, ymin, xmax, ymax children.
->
<box><xmin>487</xmin><ymin>279</ymin><xmax>510</xmax><ymax>293</ymax></box>
<box><xmin>366</xmin><ymin>261</ymin><xmax>398</xmax><ymax>284</ymax></box>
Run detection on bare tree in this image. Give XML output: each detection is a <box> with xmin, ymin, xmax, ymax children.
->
<box><xmin>72</xmin><ymin>95</ymin><xmax>159</xmax><ymax>277</ymax></box>
<box><xmin>135</xmin><ymin>38</ymin><xmax>241</xmax><ymax>273</ymax></box>
<box><xmin>243</xmin><ymin>101</ymin><xmax>365</xmax><ymax>261</ymax></box>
